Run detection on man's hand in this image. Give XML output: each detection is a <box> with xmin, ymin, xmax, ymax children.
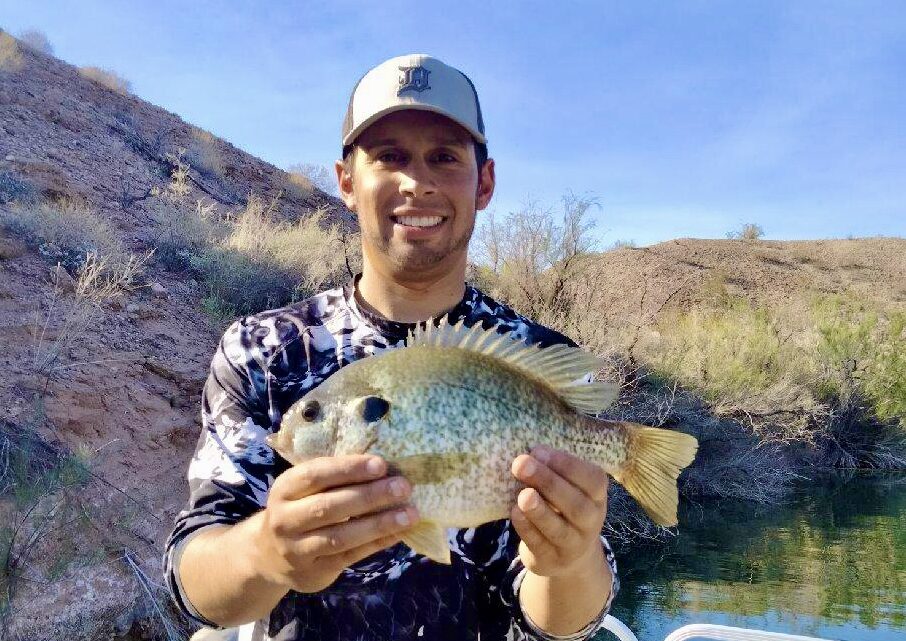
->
<box><xmin>253</xmin><ymin>454</ymin><xmax>419</xmax><ymax>594</ymax></box>
<box><xmin>510</xmin><ymin>445</ymin><xmax>608</xmax><ymax>578</ymax></box>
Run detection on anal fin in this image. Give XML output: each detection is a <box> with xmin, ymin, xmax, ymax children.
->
<box><xmin>402</xmin><ymin>521</ymin><xmax>451</xmax><ymax>564</ymax></box>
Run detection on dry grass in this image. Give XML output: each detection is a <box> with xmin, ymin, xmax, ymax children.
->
<box><xmin>193</xmin><ymin>195</ymin><xmax>357</xmax><ymax>317</ymax></box>
<box><xmin>0</xmin><ymin>31</ymin><xmax>24</xmax><ymax>73</ymax></box>
<box><xmin>30</xmin><ymin>251</ymin><xmax>150</xmax><ymax>391</ymax></box>
<box><xmin>284</xmin><ymin>169</ymin><xmax>314</xmax><ymax>199</ymax></box>
<box><xmin>1</xmin><ymin>197</ymin><xmax>128</xmax><ymax>272</ymax></box>
<box><xmin>186</xmin><ymin>127</ymin><xmax>225</xmax><ymax>180</ymax></box>
<box><xmin>78</xmin><ymin>66</ymin><xmax>132</xmax><ymax>95</ymax></box>
<box><xmin>0</xmin><ymin>196</ymin><xmax>150</xmax><ymax>387</ymax></box>
<box><xmin>0</xmin><ymin>171</ymin><xmax>35</xmax><ymax>205</ymax></box>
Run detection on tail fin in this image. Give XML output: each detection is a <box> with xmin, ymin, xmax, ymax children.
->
<box><xmin>612</xmin><ymin>425</ymin><xmax>698</xmax><ymax>527</ymax></box>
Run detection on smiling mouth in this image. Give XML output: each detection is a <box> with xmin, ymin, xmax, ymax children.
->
<box><xmin>391</xmin><ymin>215</ymin><xmax>445</xmax><ymax>228</ymax></box>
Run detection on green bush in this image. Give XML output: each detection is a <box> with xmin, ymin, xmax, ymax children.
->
<box><xmin>650</xmin><ymin>299</ymin><xmax>785</xmax><ymax>401</ymax></box>
<box><xmin>192</xmin><ymin>246</ymin><xmax>300</xmax><ymax>317</ymax></box>
<box><xmin>813</xmin><ymin>297</ymin><xmax>906</xmax><ymax>424</ymax></box>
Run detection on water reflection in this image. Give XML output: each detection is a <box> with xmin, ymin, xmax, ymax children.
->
<box><xmin>604</xmin><ymin>472</ymin><xmax>906</xmax><ymax>641</ymax></box>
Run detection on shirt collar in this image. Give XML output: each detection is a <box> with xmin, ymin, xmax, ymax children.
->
<box><xmin>342</xmin><ymin>273</ymin><xmax>478</xmax><ymax>343</ymax></box>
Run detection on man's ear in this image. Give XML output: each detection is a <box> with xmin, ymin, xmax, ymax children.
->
<box><xmin>335</xmin><ymin>158</ymin><xmax>356</xmax><ymax>212</ymax></box>
<box><xmin>476</xmin><ymin>158</ymin><xmax>496</xmax><ymax>211</ymax></box>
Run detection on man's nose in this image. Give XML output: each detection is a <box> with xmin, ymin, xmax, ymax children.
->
<box><xmin>398</xmin><ymin>160</ymin><xmax>436</xmax><ymax>198</ymax></box>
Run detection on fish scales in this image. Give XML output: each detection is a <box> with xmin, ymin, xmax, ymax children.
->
<box><xmin>364</xmin><ymin>345</ymin><xmax>615</xmax><ymax>527</ymax></box>
<box><xmin>268</xmin><ymin>319</ymin><xmax>698</xmax><ymax>564</ymax></box>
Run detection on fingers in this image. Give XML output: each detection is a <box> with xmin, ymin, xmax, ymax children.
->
<box><xmin>511</xmin><ymin>451</ymin><xmax>603</xmax><ymax>531</ymax></box>
<box><xmin>533</xmin><ymin>446</ymin><xmax>609</xmax><ymax>503</ymax></box>
<box><xmin>510</xmin><ymin>504</ymin><xmax>556</xmax><ymax>564</ymax></box>
<box><xmin>514</xmin><ymin>487</ymin><xmax>582</xmax><ymax>550</ymax></box>
<box><xmin>278</xmin><ymin>476</ymin><xmax>412</xmax><ymax>533</ymax></box>
<box><xmin>271</xmin><ymin>455</ymin><xmax>387</xmax><ymax>501</ymax></box>
<box><xmin>299</xmin><ymin>505</ymin><xmax>419</xmax><ymax>560</ymax></box>
<box><xmin>319</xmin><ymin>533</ymin><xmax>405</xmax><ymax>575</ymax></box>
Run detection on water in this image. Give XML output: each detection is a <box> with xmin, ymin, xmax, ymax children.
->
<box><xmin>602</xmin><ymin>471</ymin><xmax>906</xmax><ymax>641</ymax></box>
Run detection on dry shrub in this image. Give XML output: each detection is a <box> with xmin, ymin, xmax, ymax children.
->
<box><xmin>0</xmin><ymin>198</ymin><xmax>125</xmax><ymax>272</ymax></box>
<box><xmin>31</xmin><ymin>251</ymin><xmax>150</xmax><ymax>387</ymax></box>
<box><xmin>727</xmin><ymin>222</ymin><xmax>764</xmax><ymax>240</ymax></box>
<box><xmin>286</xmin><ymin>163</ymin><xmax>338</xmax><ymax>197</ymax></box>
<box><xmin>17</xmin><ymin>29</ymin><xmax>53</xmax><ymax>55</ymax></box>
<box><xmin>284</xmin><ymin>170</ymin><xmax>314</xmax><ymax>199</ymax></box>
<box><xmin>186</xmin><ymin>127</ymin><xmax>225</xmax><ymax>180</ymax></box>
<box><xmin>78</xmin><ymin>66</ymin><xmax>132</xmax><ymax>95</ymax></box>
<box><xmin>150</xmin><ymin>150</ymin><xmax>224</xmax><ymax>269</ymax></box>
<box><xmin>0</xmin><ymin>30</ymin><xmax>23</xmax><ymax>72</ymax></box>
<box><xmin>473</xmin><ymin>194</ymin><xmax>599</xmax><ymax>326</ymax></box>
<box><xmin>192</xmin><ymin>195</ymin><xmax>354</xmax><ymax>317</ymax></box>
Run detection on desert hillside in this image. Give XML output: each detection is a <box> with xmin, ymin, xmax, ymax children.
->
<box><xmin>583</xmin><ymin>236</ymin><xmax>905</xmax><ymax>329</ymax></box>
<box><xmin>1</xmin><ymin>29</ymin><xmax>903</xmax><ymax>641</ymax></box>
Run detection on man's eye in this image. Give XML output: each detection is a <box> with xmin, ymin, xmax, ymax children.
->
<box><xmin>433</xmin><ymin>153</ymin><xmax>458</xmax><ymax>163</ymax></box>
<box><xmin>377</xmin><ymin>152</ymin><xmax>404</xmax><ymax>163</ymax></box>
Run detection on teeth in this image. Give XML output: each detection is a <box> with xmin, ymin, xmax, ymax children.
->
<box><xmin>395</xmin><ymin>215</ymin><xmax>443</xmax><ymax>228</ymax></box>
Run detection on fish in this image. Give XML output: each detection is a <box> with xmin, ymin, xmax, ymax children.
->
<box><xmin>266</xmin><ymin>319</ymin><xmax>698</xmax><ymax>564</ymax></box>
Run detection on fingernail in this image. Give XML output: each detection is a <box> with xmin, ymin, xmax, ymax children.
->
<box><xmin>389</xmin><ymin>478</ymin><xmax>408</xmax><ymax>498</ymax></box>
<box><xmin>523</xmin><ymin>490</ymin><xmax>540</xmax><ymax>511</ymax></box>
<box><xmin>367</xmin><ymin>458</ymin><xmax>384</xmax><ymax>476</ymax></box>
<box><xmin>395</xmin><ymin>510</ymin><xmax>411</xmax><ymax>526</ymax></box>
<box><xmin>521</xmin><ymin>457</ymin><xmax>537</xmax><ymax>476</ymax></box>
<box><xmin>534</xmin><ymin>447</ymin><xmax>551</xmax><ymax>463</ymax></box>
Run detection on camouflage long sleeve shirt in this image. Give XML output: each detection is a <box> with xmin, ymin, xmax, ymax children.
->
<box><xmin>164</xmin><ymin>277</ymin><xmax>619</xmax><ymax>641</ymax></box>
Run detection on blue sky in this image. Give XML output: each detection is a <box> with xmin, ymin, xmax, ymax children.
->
<box><xmin>3</xmin><ymin>1</ymin><xmax>904</xmax><ymax>246</ymax></box>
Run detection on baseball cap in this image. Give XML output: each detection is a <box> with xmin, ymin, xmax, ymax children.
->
<box><xmin>342</xmin><ymin>54</ymin><xmax>486</xmax><ymax>151</ymax></box>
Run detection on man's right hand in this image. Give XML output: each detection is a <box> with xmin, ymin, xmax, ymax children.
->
<box><xmin>252</xmin><ymin>454</ymin><xmax>418</xmax><ymax>594</ymax></box>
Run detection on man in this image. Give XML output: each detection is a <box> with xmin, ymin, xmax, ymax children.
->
<box><xmin>164</xmin><ymin>53</ymin><xmax>618</xmax><ymax>641</ymax></box>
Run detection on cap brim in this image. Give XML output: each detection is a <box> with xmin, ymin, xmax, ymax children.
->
<box><xmin>342</xmin><ymin>103</ymin><xmax>487</xmax><ymax>148</ymax></box>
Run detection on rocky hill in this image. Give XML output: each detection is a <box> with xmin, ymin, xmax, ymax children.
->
<box><xmin>0</xmin><ymin>32</ymin><xmax>351</xmax><ymax>640</ymax></box>
<box><xmin>582</xmin><ymin>236</ymin><xmax>906</xmax><ymax>331</ymax></box>
<box><xmin>0</xmin><ymin>29</ymin><xmax>903</xmax><ymax>641</ymax></box>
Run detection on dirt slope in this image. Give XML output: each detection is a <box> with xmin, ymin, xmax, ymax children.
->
<box><xmin>582</xmin><ymin>237</ymin><xmax>906</xmax><ymax>331</ymax></box>
<box><xmin>0</xmin><ymin>35</ymin><xmax>350</xmax><ymax>640</ymax></box>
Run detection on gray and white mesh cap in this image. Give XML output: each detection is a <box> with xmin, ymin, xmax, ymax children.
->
<box><xmin>342</xmin><ymin>54</ymin><xmax>486</xmax><ymax>150</ymax></box>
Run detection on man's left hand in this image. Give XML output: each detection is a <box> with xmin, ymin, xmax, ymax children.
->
<box><xmin>510</xmin><ymin>445</ymin><xmax>609</xmax><ymax>578</ymax></box>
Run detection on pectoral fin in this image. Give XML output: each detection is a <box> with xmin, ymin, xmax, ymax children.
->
<box><xmin>402</xmin><ymin>521</ymin><xmax>451</xmax><ymax>564</ymax></box>
<box><xmin>388</xmin><ymin>453</ymin><xmax>479</xmax><ymax>485</ymax></box>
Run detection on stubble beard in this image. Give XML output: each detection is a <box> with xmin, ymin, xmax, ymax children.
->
<box><xmin>366</xmin><ymin>215</ymin><xmax>476</xmax><ymax>272</ymax></box>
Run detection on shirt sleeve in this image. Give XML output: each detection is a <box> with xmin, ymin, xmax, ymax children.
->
<box><xmin>162</xmin><ymin>317</ymin><xmax>284</xmax><ymax>626</ymax></box>
<box><xmin>462</xmin><ymin>522</ymin><xmax>619</xmax><ymax>641</ymax></box>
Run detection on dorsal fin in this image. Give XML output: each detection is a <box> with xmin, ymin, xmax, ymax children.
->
<box><xmin>408</xmin><ymin>318</ymin><xmax>618</xmax><ymax>415</ymax></box>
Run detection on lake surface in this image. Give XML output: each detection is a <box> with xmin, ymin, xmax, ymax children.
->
<box><xmin>603</xmin><ymin>471</ymin><xmax>906</xmax><ymax>641</ymax></box>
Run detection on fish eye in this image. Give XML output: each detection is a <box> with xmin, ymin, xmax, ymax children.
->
<box><xmin>361</xmin><ymin>396</ymin><xmax>390</xmax><ymax>423</ymax></box>
<box><xmin>300</xmin><ymin>400</ymin><xmax>320</xmax><ymax>422</ymax></box>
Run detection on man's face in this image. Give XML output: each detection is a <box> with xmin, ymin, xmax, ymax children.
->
<box><xmin>336</xmin><ymin>110</ymin><xmax>495</xmax><ymax>277</ymax></box>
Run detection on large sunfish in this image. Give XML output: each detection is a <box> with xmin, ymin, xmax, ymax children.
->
<box><xmin>267</xmin><ymin>319</ymin><xmax>698</xmax><ymax>563</ymax></box>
